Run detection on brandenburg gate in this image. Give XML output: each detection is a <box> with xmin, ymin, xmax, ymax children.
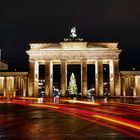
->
<box><xmin>26</xmin><ymin>41</ymin><xmax>121</xmax><ymax>97</ymax></box>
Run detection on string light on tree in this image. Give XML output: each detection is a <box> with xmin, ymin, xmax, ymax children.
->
<box><xmin>68</xmin><ymin>72</ymin><xmax>78</xmax><ymax>95</ymax></box>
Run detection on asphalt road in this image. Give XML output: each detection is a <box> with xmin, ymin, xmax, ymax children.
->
<box><xmin>0</xmin><ymin>97</ymin><xmax>139</xmax><ymax>140</ymax></box>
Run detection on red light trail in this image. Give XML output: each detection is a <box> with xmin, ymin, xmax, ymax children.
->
<box><xmin>1</xmin><ymin>98</ymin><xmax>140</xmax><ymax>139</ymax></box>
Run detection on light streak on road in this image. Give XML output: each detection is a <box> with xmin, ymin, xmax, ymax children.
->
<box><xmin>90</xmin><ymin>108</ymin><xmax>125</xmax><ymax>115</ymax></box>
<box><xmin>94</xmin><ymin>114</ymin><xmax>140</xmax><ymax>131</ymax></box>
<box><xmin>62</xmin><ymin>99</ymin><xmax>99</xmax><ymax>105</ymax></box>
<box><xmin>30</xmin><ymin>103</ymin><xmax>59</xmax><ymax>109</ymax></box>
<box><xmin>1</xmin><ymin>98</ymin><xmax>140</xmax><ymax>139</ymax></box>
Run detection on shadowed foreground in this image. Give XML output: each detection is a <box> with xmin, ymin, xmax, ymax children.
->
<box><xmin>0</xmin><ymin>101</ymin><xmax>137</xmax><ymax>140</ymax></box>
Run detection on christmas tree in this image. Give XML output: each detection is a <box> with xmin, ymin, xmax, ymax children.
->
<box><xmin>68</xmin><ymin>72</ymin><xmax>78</xmax><ymax>95</ymax></box>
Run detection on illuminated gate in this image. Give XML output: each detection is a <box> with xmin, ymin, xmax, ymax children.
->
<box><xmin>27</xmin><ymin>42</ymin><xmax>121</xmax><ymax>97</ymax></box>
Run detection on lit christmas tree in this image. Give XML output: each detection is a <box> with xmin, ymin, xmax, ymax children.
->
<box><xmin>68</xmin><ymin>72</ymin><xmax>78</xmax><ymax>95</ymax></box>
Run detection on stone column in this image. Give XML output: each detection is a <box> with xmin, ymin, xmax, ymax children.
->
<box><xmin>125</xmin><ymin>77</ymin><xmax>129</xmax><ymax>96</ymax></box>
<box><xmin>28</xmin><ymin>61</ymin><xmax>34</xmax><ymax>97</ymax></box>
<box><xmin>135</xmin><ymin>76</ymin><xmax>138</xmax><ymax>96</ymax></box>
<box><xmin>95</xmin><ymin>60</ymin><xmax>103</xmax><ymax>96</ymax></box>
<box><xmin>34</xmin><ymin>61</ymin><xmax>39</xmax><ymax>97</ymax></box>
<box><xmin>121</xmin><ymin>77</ymin><xmax>126</xmax><ymax>96</ymax></box>
<box><xmin>114</xmin><ymin>60</ymin><xmax>120</xmax><ymax>96</ymax></box>
<box><xmin>23</xmin><ymin>77</ymin><xmax>27</xmax><ymax>97</ymax></box>
<box><xmin>61</xmin><ymin>60</ymin><xmax>67</xmax><ymax>96</ymax></box>
<box><xmin>3</xmin><ymin>77</ymin><xmax>7</xmax><ymax>97</ymax></box>
<box><xmin>13</xmin><ymin>77</ymin><xmax>17</xmax><ymax>97</ymax></box>
<box><xmin>45</xmin><ymin>61</ymin><xmax>53</xmax><ymax>97</ymax></box>
<box><xmin>0</xmin><ymin>77</ymin><xmax>4</xmax><ymax>96</ymax></box>
<box><xmin>18</xmin><ymin>78</ymin><xmax>21</xmax><ymax>95</ymax></box>
<box><xmin>81</xmin><ymin>60</ymin><xmax>87</xmax><ymax>97</ymax></box>
<box><xmin>109</xmin><ymin>60</ymin><xmax>114</xmax><ymax>96</ymax></box>
<box><xmin>128</xmin><ymin>77</ymin><xmax>132</xmax><ymax>95</ymax></box>
<box><xmin>109</xmin><ymin>60</ymin><xmax>120</xmax><ymax>96</ymax></box>
<box><xmin>20</xmin><ymin>79</ymin><xmax>23</xmax><ymax>96</ymax></box>
<box><xmin>135</xmin><ymin>76</ymin><xmax>140</xmax><ymax>97</ymax></box>
<box><xmin>132</xmin><ymin>76</ymin><xmax>136</xmax><ymax>96</ymax></box>
<box><xmin>133</xmin><ymin>76</ymin><xmax>136</xmax><ymax>96</ymax></box>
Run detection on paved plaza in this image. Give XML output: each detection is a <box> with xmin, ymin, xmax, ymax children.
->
<box><xmin>0</xmin><ymin>97</ymin><xmax>140</xmax><ymax>140</ymax></box>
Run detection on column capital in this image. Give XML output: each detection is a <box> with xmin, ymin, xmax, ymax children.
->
<box><xmin>96</xmin><ymin>59</ymin><xmax>103</xmax><ymax>61</ymax></box>
<box><xmin>113</xmin><ymin>59</ymin><xmax>119</xmax><ymax>61</ymax></box>
<box><xmin>81</xmin><ymin>58</ymin><xmax>87</xmax><ymax>61</ymax></box>
<box><xmin>45</xmin><ymin>59</ymin><xmax>51</xmax><ymax>62</ymax></box>
<box><xmin>60</xmin><ymin>59</ymin><xmax>67</xmax><ymax>61</ymax></box>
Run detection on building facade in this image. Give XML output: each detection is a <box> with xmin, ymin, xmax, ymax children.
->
<box><xmin>0</xmin><ymin>72</ymin><xmax>28</xmax><ymax>97</ymax></box>
<box><xmin>0</xmin><ymin>49</ymin><xmax>8</xmax><ymax>70</ymax></box>
<box><xmin>26</xmin><ymin>42</ymin><xmax>121</xmax><ymax>97</ymax></box>
<box><xmin>120</xmin><ymin>71</ymin><xmax>140</xmax><ymax>97</ymax></box>
<box><xmin>0</xmin><ymin>61</ymin><xmax>8</xmax><ymax>70</ymax></box>
<box><xmin>0</xmin><ymin>42</ymin><xmax>140</xmax><ymax>98</ymax></box>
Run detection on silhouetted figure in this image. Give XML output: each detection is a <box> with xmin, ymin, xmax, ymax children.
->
<box><xmin>65</xmin><ymin>90</ymin><xmax>69</xmax><ymax>98</ymax></box>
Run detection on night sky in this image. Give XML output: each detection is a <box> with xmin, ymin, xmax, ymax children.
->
<box><xmin>0</xmin><ymin>0</ymin><xmax>140</xmax><ymax>71</ymax></box>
